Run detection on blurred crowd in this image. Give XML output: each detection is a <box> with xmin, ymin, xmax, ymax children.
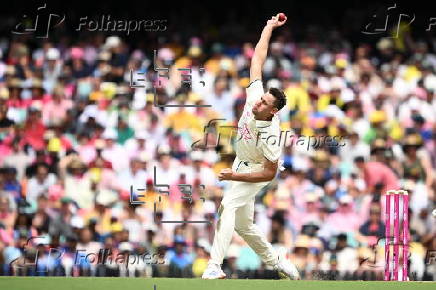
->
<box><xmin>0</xmin><ymin>24</ymin><xmax>435</xmax><ymax>280</ymax></box>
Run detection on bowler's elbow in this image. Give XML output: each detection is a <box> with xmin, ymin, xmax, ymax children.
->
<box><xmin>266</xmin><ymin>169</ymin><xmax>277</xmax><ymax>181</ymax></box>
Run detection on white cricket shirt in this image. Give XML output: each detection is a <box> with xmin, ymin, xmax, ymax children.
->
<box><xmin>235</xmin><ymin>79</ymin><xmax>282</xmax><ymax>164</ymax></box>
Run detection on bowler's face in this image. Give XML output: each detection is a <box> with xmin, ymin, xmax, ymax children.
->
<box><xmin>252</xmin><ymin>93</ymin><xmax>276</xmax><ymax>119</ymax></box>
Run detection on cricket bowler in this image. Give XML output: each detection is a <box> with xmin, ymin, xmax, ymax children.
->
<box><xmin>202</xmin><ymin>13</ymin><xmax>300</xmax><ymax>280</ymax></box>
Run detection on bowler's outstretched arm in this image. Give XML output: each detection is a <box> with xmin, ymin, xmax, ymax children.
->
<box><xmin>249</xmin><ymin>13</ymin><xmax>287</xmax><ymax>83</ymax></box>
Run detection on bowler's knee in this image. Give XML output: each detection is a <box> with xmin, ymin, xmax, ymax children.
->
<box><xmin>216</xmin><ymin>203</ymin><xmax>237</xmax><ymax>231</ymax></box>
<box><xmin>235</xmin><ymin>223</ymin><xmax>254</xmax><ymax>236</ymax></box>
<box><xmin>218</xmin><ymin>202</ymin><xmax>238</xmax><ymax>215</ymax></box>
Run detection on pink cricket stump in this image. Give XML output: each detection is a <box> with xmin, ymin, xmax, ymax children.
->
<box><xmin>384</xmin><ymin>192</ymin><xmax>392</xmax><ymax>281</ymax></box>
<box><xmin>393</xmin><ymin>193</ymin><xmax>400</xmax><ymax>281</ymax></box>
<box><xmin>402</xmin><ymin>191</ymin><xmax>409</xmax><ymax>281</ymax></box>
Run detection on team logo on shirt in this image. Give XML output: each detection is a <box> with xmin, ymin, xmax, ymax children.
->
<box><xmin>239</xmin><ymin>123</ymin><xmax>252</xmax><ymax>140</ymax></box>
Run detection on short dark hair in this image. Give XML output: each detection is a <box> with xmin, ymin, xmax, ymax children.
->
<box><xmin>268</xmin><ymin>88</ymin><xmax>287</xmax><ymax>111</ymax></box>
<box><xmin>354</xmin><ymin>156</ymin><xmax>365</xmax><ymax>163</ymax></box>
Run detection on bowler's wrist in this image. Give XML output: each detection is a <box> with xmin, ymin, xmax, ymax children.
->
<box><xmin>230</xmin><ymin>172</ymin><xmax>241</xmax><ymax>181</ymax></box>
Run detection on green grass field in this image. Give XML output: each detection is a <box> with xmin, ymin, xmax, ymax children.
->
<box><xmin>0</xmin><ymin>277</ymin><xmax>435</xmax><ymax>290</ymax></box>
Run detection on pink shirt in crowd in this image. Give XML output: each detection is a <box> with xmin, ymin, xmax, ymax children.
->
<box><xmin>363</xmin><ymin>161</ymin><xmax>400</xmax><ymax>194</ymax></box>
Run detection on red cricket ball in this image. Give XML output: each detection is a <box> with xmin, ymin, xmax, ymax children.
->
<box><xmin>278</xmin><ymin>13</ymin><xmax>286</xmax><ymax>21</ymax></box>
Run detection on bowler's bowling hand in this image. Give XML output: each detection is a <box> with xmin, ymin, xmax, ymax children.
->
<box><xmin>218</xmin><ymin>168</ymin><xmax>234</xmax><ymax>181</ymax></box>
<box><xmin>267</xmin><ymin>13</ymin><xmax>287</xmax><ymax>28</ymax></box>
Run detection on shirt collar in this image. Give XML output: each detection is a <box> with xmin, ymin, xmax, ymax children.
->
<box><xmin>254</xmin><ymin>114</ymin><xmax>278</xmax><ymax>128</ymax></box>
<box><xmin>255</xmin><ymin>119</ymin><xmax>272</xmax><ymax>128</ymax></box>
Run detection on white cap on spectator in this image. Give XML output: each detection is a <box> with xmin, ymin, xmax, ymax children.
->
<box><xmin>158</xmin><ymin>144</ymin><xmax>171</xmax><ymax>155</ymax></box>
<box><xmin>131</xmin><ymin>50</ymin><xmax>144</xmax><ymax>61</ymax></box>
<box><xmin>341</xmin><ymin>88</ymin><xmax>355</xmax><ymax>102</ymax></box>
<box><xmin>79</xmin><ymin>106</ymin><xmax>98</xmax><ymax>122</ymax></box>
<box><xmin>270</xmin><ymin>42</ymin><xmax>283</xmax><ymax>51</ymax></box>
<box><xmin>266</xmin><ymin>78</ymin><xmax>282</xmax><ymax>90</ymax></box>
<box><xmin>111</xmin><ymin>207</ymin><xmax>123</xmax><ymax>218</ymax></box>
<box><xmin>276</xmin><ymin>185</ymin><xmax>289</xmax><ymax>198</ymax></box>
<box><xmin>220</xmin><ymin>58</ymin><xmax>232</xmax><ymax>71</ymax></box>
<box><xmin>305</xmin><ymin>193</ymin><xmax>319</xmax><ymax>203</ymax></box>
<box><xmin>119</xmin><ymin>242</ymin><xmax>133</xmax><ymax>252</ymax></box>
<box><xmin>339</xmin><ymin>195</ymin><xmax>353</xmax><ymax>204</ymax></box>
<box><xmin>96</xmin><ymin>190</ymin><xmax>118</xmax><ymax>206</ymax></box>
<box><xmin>292</xmin><ymin>157</ymin><xmax>309</xmax><ymax>171</ymax></box>
<box><xmin>103</xmin><ymin>128</ymin><xmax>117</xmax><ymax>140</ymax></box>
<box><xmin>44</xmin><ymin>130</ymin><xmax>55</xmax><ymax>140</ymax></box>
<box><xmin>0</xmin><ymin>87</ymin><xmax>8</xmax><ymax>99</ymax></box>
<box><xmin>191</xmin><ymin>151</ymin><xmax>203</xmax><ymax>161</ymax></box>
<box><xmin>30</xmin><ymin>100</ymin><xmax>43</xmax><ymax>112</ymax></box>
<box><xmin>402</xmin><ymin>180</ymin><xmax>416</xmax><ymax>191</ymax></box>
<box><xmin>71</xmin><ymin>216</ymin><xmax>84</xmax><ymax>228</ymax></box>
<box><xmin>324</xmin><ymin>105</ymin><xmax>344</xmax><ymax>119</ymax></box>
<box><xmin>409</xmin><ymin>98</ymin><xmax>420</xmax><ymax>110</ymax></box>
<box><xmin>104</xmin><ymin>36</ymin><xmax>121</xmax><ymax>49</ymax></box>
<box><xmin>158</xmin><ymin>48</ymin><xmax>175</xmax><ymax>62</ymax></box>
<box><xmin>46</xmin><ymin>48</ymin><xmax>60</xmax><ymax>60</ymax></box>
<box><xmin>34</xmin><ymin>235</ymin><xmax>51</xmax><ymax>245</ymax></box>
<box><xmin>330</xmin><ymin>77</ymin><xmax>345</xmax><ymax>90</ymax></box>
<box><xmin>98</xmin><ymin>50</ymin><xmax>111</xmax><ymax>61</ymax></box>
<box><xmin>139</xmin><ymin>151</ymin><xmax>151</xmax><ymax>163</ymax></box>
<box><xmin>135</xmin><ymin>130</ymin><xmax>149</xmax><ymax>140</ymax></box>
<box><xmin>424</xmin><ymin>74</ymin><xmax>436</xmax><ymax>91</ymax></box>
<box><xmin>377</xmin><ymin>38</ymin><xmax>393</xmax><ymax>50</ymax></box>
<box><xmin>145</xmin><ymin>223</ymin><xmax>158</xmax><ymax>232</ymax></box>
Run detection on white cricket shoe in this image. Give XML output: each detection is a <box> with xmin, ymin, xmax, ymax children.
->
<box><xmin>274</xmin><ymin>254</ymin><xmax>300</xmax><ymax>280</ymax></box>
<box><xmin>201</xmin><ymin>263</ymin><xmax>226</xmax><ymax>279</ymax></box>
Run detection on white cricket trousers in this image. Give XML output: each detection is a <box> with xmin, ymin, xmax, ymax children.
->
<box><xmin>209</xmin><ymin>157</ymin><xmax>278</xmax><ymax>267</ymax></box>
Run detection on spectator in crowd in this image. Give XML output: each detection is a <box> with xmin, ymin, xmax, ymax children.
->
<box><xmin>167</xmin><ymin>236</ymin><xmax>193</xmax><ymax>277</ymax></box>
<box><xmin>357</xmin><ymin>203</ymin><xmax>385</xmax><ymax>246</ymax></box>
<box><xmin>25</xmin><ymin>164</ymin><xmax>56</xmax><ymax>206</ymax></box>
